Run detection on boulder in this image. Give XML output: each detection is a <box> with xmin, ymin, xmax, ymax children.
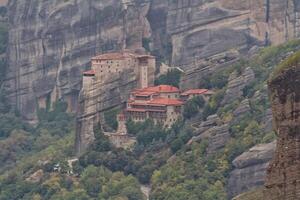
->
<box><xmin>228</xmin><ymin>141</ymin><xmax>276</xmax><ymax>198</ymax></box>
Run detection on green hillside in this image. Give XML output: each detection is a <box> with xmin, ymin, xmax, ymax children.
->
<box><xmin>1</xmin><ymin>35</ymin><xmax>300</xmax><ymax>199</ymax></box>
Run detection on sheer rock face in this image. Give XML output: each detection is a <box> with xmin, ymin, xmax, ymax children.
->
<box><xmin>5</xmin><ymin>0</ymin><xmax>151</xmax><ymax>121</ymax></box>
<box><xmin>75</xmin><ymin>69</ymin><xmax>138</xmax><ymax>154</ymax></box>
<box><xmin>264</xmin><ymin>65</ymin><xmax>300</xmax><ymax>199</ymax></box>
<box><xmin>4</xmin><ymin>0</ymin><xmax>300</xmax><ymax>121</ymax></box>
<box><xmin>177</xmin><ymin>0</ymin><xmax>300</xmax><ymax>89</ymax></box>
<box><xmin>228</xmin><ymin>142</ymin><xmax>276</xmax><ymax>198</ymax></box>
<box><xmin>222</xmin><ymin>67</ymin><xmax>255</xmax><ymax>105</ymax></box>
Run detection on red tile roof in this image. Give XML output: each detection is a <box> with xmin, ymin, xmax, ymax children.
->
<box><xmin>83</xmin><ymin>69</ymin><xmax>95</xmax><ymax>76</ymax></box>
<box><xmin>149</xmin><ymin>98</ymin><xmax>183</xmax><ymax>106</ymax></box>
<box><xmin>181</xmin><ymin>89</ymin><xmax>210</xmax><ymax>96</ymax></box>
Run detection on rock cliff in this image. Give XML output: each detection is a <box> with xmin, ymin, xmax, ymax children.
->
<box><xmin>177</xmin><ymin>0</ymin><xmax>300</xmax><ymax>89</ymax></box>
<box><xmin>75</xmin><ymin>68</ymin><xmax>138</xmax><ymax>154</ymax></box>
<box><xmin>4</xmin><ymin>0</ymin><xmax>300</xmax><ymax>121</ymax></box>
<box><xmin>228</xmin><ymin>141</ymin><xmax>276</xmax><ymax>198</ymax></box>
<box><xmin>5</xmin><ymin>0</ymin><xmax>151</xmax><ymax>121</ymax></box>
<box><xmin>264</xmin><ymin>60</ymin><xmax>300</xmax><ymax>199</ymax></box>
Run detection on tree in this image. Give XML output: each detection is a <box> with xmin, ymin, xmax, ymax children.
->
<box><xmin>92</xmin><ymin>123</ymin><xmax>112</xmax><ymax>152</ymax></box>
<box><xmin>155</xmin><ymin>69</ymin><xmax>182</xmax><ymax>88</ymax></box>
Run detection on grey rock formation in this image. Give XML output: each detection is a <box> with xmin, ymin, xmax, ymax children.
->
<box><xmin>5</xmin><ymin>0</ymin><xmax>151</xmax><ymax>121</ymax></box>
<box><xmin>189</xmin><ymin>124</ymin><xmax>230</xmax><ymax>155</ymax></box>
<box><xmin>222</xmin><ymin>67</ymin><xmax>255</xmax><ymax>105</ymax></box>
<box><xmin>178</xmin><ymin>0</ymin><xmax>300</xmax><ymax>89</ymax></box>
<box><xmin>228</xmin><ymin>141</ymin><xmax>276</xmax><ymax>198</ymax></box>
<box><xmin>4</xmin><ymin>0</ymin><xmax>300</xmax><ymax>121</ymax></box>
<box><xmin>76</xmin><ymin>69</ymin><xmax>138</xmax><ymax>154</ymax></box>
<box><xmin>233</xmin><ymin>99</ymin><xmax>251</xmax><ymax>117</ymax></box>
<box><xmin>192</xmin><ymin>114</ymin><xmax>221</xmax><ymax>132</ymax></box>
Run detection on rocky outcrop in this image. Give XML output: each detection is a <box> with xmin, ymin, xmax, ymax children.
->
<box><xmin>178</xmin><ymin>0</ymin><xmax>300</xmax><ymax>89</ymax></box>
<box><xmin>5</xmin><ymin>0</ymin><xmax>151</xmax><ymax>122</ymax></box>
<box><xmin>233</xmin><ymin>99</ymin><xmax>251</xmax><ymax>117</ymax></box>
<box><xmin>189</xmin><ymin>123</ymin><xmax>230</xmax><ymax>155</ymax></box>
<box><xmin>228</xmin><ymin>141</ymin><xmax>276</xmax><ymax>198</ymax></box>
<box><xmin>75</xmin><ymin>69</ymin><xmax>138</xmax><ymax>154</ymax></box>
<box><xmin>222</xmin><ymin>67</ymin><xmax>255</xmax><ymax>105</ymax></box>
<box><xmin>264</xmin><ymin>64</ymin><xmax>300</xmax><ymax>199</ymax></box>
<box><xmin>4</xmin><ymin>0</ymin><xmax>300</xmax><ymax>121</ymax></box>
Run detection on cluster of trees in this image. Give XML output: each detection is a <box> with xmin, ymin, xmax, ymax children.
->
<box><xmin>0</xmin><ymin>166</ymin><xmax>145</xmax><ymax>200</ymax></box>
<box><xmin>183</xmin><ymin>96</ymin><xmax>205</xmax><ymax>119</ymax></box>
<box><xmin>154</xmin><ymin>69</ymin><xmax>182</xmax><ymax>88</ymax></box>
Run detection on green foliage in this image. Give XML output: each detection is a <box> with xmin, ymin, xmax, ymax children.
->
<box><xmin>126</xmin><ymin>119</ymin><xmax>168</xmax><ymax>147</ymax></box>
<box><xmin>202</xmin><ymin>89</ymin><xmax>225</xmax><ymax>120</ymax></box>
<box><xmin>271</xmin><ymin>50</ymin><xmax>300</xmax><ymax>80</ymax></box>
<box><xmin>155</xmin><ymin>69</ymin><xmax>182</xmax><ymax>88</ymax></box>
<box><xmin>92</xmin><ymin>123</ymin><xmax>112</xmax><ymax>152</ymax></box>
<box><xmin>183</xmin><ymin>96</ymin><xmax>205</xmax><ymax>119</ymax></box>
<box><xmin>37</xmin><ymin>101</ymin><xmax>74</xmax><ymax>137</ymax></box>
<box><xmin>104</xmin><ymin>108</ymin><xmax>119</xmax><ymax>130</ymax></box>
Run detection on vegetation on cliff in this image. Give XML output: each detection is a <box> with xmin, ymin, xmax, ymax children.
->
<box><xmin>1</xmin><ymin>21</ymin><xmax>300</xmax><ymax>199</ymax></box>
<box><xmin>270</xmin><ymin>41</ymin><xmax>300</xmax><ymax>80</ymax></box>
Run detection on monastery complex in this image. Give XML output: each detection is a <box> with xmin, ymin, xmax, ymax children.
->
<box><xmin>82</xmin><ymin>50</ymin><xmax>213</xmax><ymax>137</ymax></box>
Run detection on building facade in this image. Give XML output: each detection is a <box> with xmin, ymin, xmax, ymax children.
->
<box><xmin>125</xmin><ymin>85</ymin><xmax>183</xmax><ymax>128</ymax></box>
<box><xmin>124</xmin><ymin>86</ymin><xmax>215</xmax><ymax>128</ymax></box>
<box><xmin>83</xmin><ymin>50</ymin><xmax>155</xmax><ymax>90</ymax></box>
